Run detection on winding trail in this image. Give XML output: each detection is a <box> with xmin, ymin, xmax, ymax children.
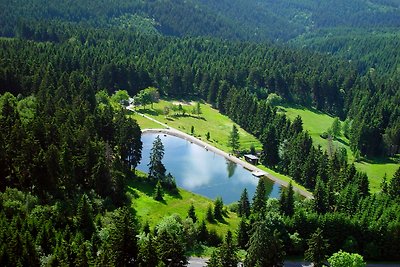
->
<box><xmin>134</xmin><ymin>110</ymin><xmax>313</xmax><ymax>199</ymax></box>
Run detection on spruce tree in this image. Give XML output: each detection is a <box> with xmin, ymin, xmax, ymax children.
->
<box><xmin>245</xmin><ymin>216</ymin><xmax>285</xmax><ymax>267</ymax></box>
<box><xmin>214</xmin><ymin>197</ymin><xmax>224</xmax><ymax>220</ymax></box>
<box><xmin>153</xmin><ymin>180</ymin><xmax>163</xmax><ymax>201</ymax></box>
<box><xmin>228</xmin><ymin>125</ymin><xmax>240</xmax><ymax>153</ymax></box>
<box><xmin>389</xmin><ymin>167</ymin><xmax>400</xmax><ymax>198</ymax></box>
<box><xmin>148</xmin><ymin>136</ymin><xmax>166</xmax><ymax>182</ymax></box>
<box><xmin>108</xmin><ymin>207</ymin><xmax>139</xmax><ymax>266</ymax></box>
<box><xmin>236</xmin><ymin>217</ymin><xmax>249</xmax><ymax>249</ymax></box>
<box><xmin>305</xmin><ymin>228</ymin><xmax>329</xmax><ymax>267</ymax></box>
<box><xmin>252</xmin><ymin>178</ymin><xmax>267</xmax><ymax>214</ymax></box>
<box><xmin>238</xmin><ymin>188</ymin><xmax>251</xmax><ymax>218</ymax></box>
<box><xmin>219</xmin><ymin>230</ymin><xmax>239</xmax><ymax>267</ymax></box>
<box><xmin>187</xmin><ymin>203</ymin><xmax>197</xmax><ymax>223</ymax></box>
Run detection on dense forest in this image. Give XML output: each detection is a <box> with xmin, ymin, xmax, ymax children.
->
<box><xmin>1</xmin><ymin>0</ymin><xmax>400</xmax><ymax>265</ymax></box>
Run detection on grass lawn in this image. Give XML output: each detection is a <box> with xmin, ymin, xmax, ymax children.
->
<box><xmin>127</xmin><ymin>173</ymin><xmax>240</xmax><ymax>237</ymax></box>
<box><xmin>278</xmin><ymin>104</ymin><xmax>399</xmax><ymax>192</ymax></box>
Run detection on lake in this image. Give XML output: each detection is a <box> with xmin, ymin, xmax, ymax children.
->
<box><xmin>137</xmin><ymin>133</ymin><xmax>281</xmax><ymax>204</ymax></box>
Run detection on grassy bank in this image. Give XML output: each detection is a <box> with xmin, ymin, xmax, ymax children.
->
<box><xmin>278</xmin><ymin>104</ymin><xmax>399</xmax><ymax>192</ymax></box>
<box><xmin>128</xmin><ymin>173</ymin><xmax>240</xmax><ymax>237</ymax></box>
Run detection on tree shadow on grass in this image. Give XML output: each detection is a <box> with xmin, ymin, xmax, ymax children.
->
<box><xmin>139</xmin><ymin>108</ymin><xmax>159</xmax><ymax>116</ymax></box>
<box><xmin>362</xmin><ymin>156</ymin><xmax>398</xmax><ymax>165</ymax></box>
<box><xmin>334</xmin><ymin>137</ymin><xmax>349</xmax><ymax>146</ymax></box>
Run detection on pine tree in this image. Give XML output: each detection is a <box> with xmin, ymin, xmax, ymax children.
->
<box><xmin>285</xmin><ymin>182</ymin><xmax>295</xmax><ymax>216</ymax></box>
<box><xmin>108</xmin><ymin>207</ymin><xmax>139</xmax><ymax>266</ymax></box>
<box><xmin>187</xmin><ymin>203</ymin><xmax>197</xmax><ymax>223</ymax></box>
<box><xmin>206</xmin><ymin>205</ymin><xmax>214</xmax><ymax>222</ymax></box>
<box><xmin>138</xmin><ymin>233</ymin><xmax>159</xmax><ymax>267</ymax></box>
<box><xmin>228</xmin><ymin>125</ymin><xmax>240</xmax><ymax>153</ymax></box>
<box><xmin>305</xmin><ymin>228</ymin><xmax>329</xmax><ymax>267</ymax></box>
<box><xmin>313</xmin><ymin>178</ymin><xmax>327</xmax><ymax>214</ymax></box>
<box><xmin>214</xmin><ymin>197</ymin><xmax>224</xmax><ymax>220</ymax></box>
<box><xmin>252</xmin><ymin>178</ymin><xmax>267</xmax><ymax>214</ymax></box>
<box><xmin>236</xmin><ymin>217</ymin><xmax>249</xmax><ymax>249</ymax></box>
<box><xmin>261</xmin><ymin>126</ymin><xmax>279</xmax><ymax>167</ymax></box>
<box><xmin>75</xmin><ymin>194</ymin><xmax>95</xmax><ymax>240</ymax></box>
<box><xmin>245</xmin><ymin>215</ymin><xmax>285</xmax><ymax>267</ymax></box>
<box><xmin>153</xmin><ymin>180</ymin><xmax>164</xmax><ymax>201</ymax></box>
<box><xmin>148</xmin><ymin>136</ymin><xmax>166</xmax><ymax>182</ymax></box>
<box><xmin>197</xmin><ymin>220</ymin><xmax>209</xmax><ymax>244</ymax></box>
<box><xmin>389</xmin><ymin>167</ymin><xmax>400</xmax><ymax>198</ymax></box>
<box><xmin>219</xmin><ymin>230</ymin><xmax>239</xmax><ymax>267</ymax></box>
<box><xmin>238</xmin><ymin>188</ymin><xmax>251</xmax><ymax>218</ymax></box>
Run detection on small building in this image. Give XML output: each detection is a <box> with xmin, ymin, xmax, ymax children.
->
<box><xmin>244</xmin><ymin>154</ymin><xmax>259</xmax><ymax>165</ymax></box>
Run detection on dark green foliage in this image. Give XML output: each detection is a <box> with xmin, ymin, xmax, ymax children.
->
<box><xmin>261</xmin><ymin>126</ymin><xmax>279</xmax><ymax>167</ymax></box>
<box><xmin>213</xmin><ymin>197</ymin><xmax>224</xmax><ymax>220</ymax></box>
<box><xmin>237</xmin><ymin>188</ymin><xmax>251</xmax><ymax>218</ymax></box>
<box><xmin>209</xmin><ymin>230</ymin><xmax>238</xmax><ymax>267</ymax></box>
<box><xmin>153</xmin><ymin>180</ymin><xmax>164</xmax><ymax>201</ymax></box>
<box><xmin>389</xmin><ymin>167</ymin><xmax>400</xmax><ymax>198</ymax></box>
<box><xmin>187</xmin><ymin>203</ymin><xmax>197</xmax><ymax>223</ymax></box>
<box><xmin>236</xmin><ymin>217</ymin><xmax>249</xmax><ymax>249</ymax></box>
<box><xmin>138</xmin><ymin>233</ymin><xmax>160</xmax><ymax>267</ymax></box>
<box><xmin>75</xmin><ymin>194</ymin><xmax>95</xmax><ymax>240</ymax></box>
<box><xmin>206</xmin><ymin>205</ymin><xmax>214</xmax><ymax>222</ymax></box>
<box><xmin>148</xmin><ymin>136</ymin><xmax>166</xmax><ymax>182</ymax></box>
<box><xmin>252</xmin><ymin>178</ymin><xmax>267</xmax><ymax>214</ymax></box>
<box><xmin>305</xmin><ymin>228</ymin><xmax>330</xmax><ymax>267</ymax></box>
<box><xmin>279</xmin><ymin>181</ymin><xmax>294</xmax><ymax>217</ymax></box>
<box><xmin>108</xmin><ymin>207</ymin><xmax>139</xmax><ymax>266</ymax></box>
<box><xmin>245</xmin><ymin>213</ymin><xmax>285</xmax><ymax>267</ymax></box>
<box><xmin>228</xmin><ymin>125</ymin><xmax>240</xmax><ymax>152</ymax></box>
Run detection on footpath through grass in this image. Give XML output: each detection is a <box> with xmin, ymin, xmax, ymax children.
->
<box><xmin>278</xmin><ymin>104</ymin><xmax>399</xmax><ymax>192</ymax></box>
<box><xmin>128</xmin><ymin>173</ymin><xmax>240</xmax><ymax>237</ymax></box>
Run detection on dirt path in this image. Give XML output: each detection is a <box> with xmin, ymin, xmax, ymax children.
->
<box><xmin>134</xmin><ymin>110</ymin><xmax>313</xmax><ymax>199</ymax></box>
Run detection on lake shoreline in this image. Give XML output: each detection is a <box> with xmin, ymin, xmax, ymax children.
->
<box><xmin>142</xmin><ymin>128</ymin><xmax>313</xmax><ymax>199</ymax></box>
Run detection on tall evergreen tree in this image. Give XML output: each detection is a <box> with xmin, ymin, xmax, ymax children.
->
<box><xmin>108</xmin><ymin>207</ymin><xmax>139</xmax><ymax>266</ymax></box>
<box><xmin>261</xmin><ymin>126</ymin><xmax>279</xmax><ymax>167</ymax></box>
<box><xmin>245</xmin><ymin>214</ymin><xmax>285</xmax><ymax>267</ymax></box>
<box><xmin>238</xmin><ymin>188</ymin><xmax>251</xmax><ymax>218</ymax></box>
<box><xmin>252</xmin><ymin>178</ymin><xmax>267</xmax><ymax>214</ymax></box>
<box><xmin>305</xmin><ymin>228</ymin><xmax>329</xmax><ymax>267</ymax></box>
<box><xmin>219</xmin><ymin>230</ymin><xmax>239</xmax><ymax>267</ymax></box>
<box><xmin>236</xmin><ymin>217</ymin><xmax>249</xmax><ymax>249</ymax></box>
<box><xmin>389</xmin><ymin>167</ymin><xmax>400</xmax><ymax>198</ymax></box>
<box><xmin>148</xmin><ymin>136</ymin><xmax>166</xmax><ymax>182</ymax></box>
<box><xmin>187</xmin><ymin>203</ymin><xmax>197</xmax><ymax>223</ymax></box>
<box><xmin>228</xmin><ymin>125</ymin><xmax>240</xmax><ymax>153</ymax></box>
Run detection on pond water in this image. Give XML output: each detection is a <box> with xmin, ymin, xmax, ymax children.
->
<box><xmin>137</xmin><ymin>133</ymin><xmax>281</xmax><ymax>204</ymax></box>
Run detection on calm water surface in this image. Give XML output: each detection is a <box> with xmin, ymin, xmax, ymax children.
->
<box><xmin>137</xmin><ymin>133</ymin><xmax>281</xmax><ymax>204</ymax></box>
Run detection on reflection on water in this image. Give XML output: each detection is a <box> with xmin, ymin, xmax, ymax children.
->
<box><xmin>226</xmin><ymin>160</ymin><xmax>237</xmax><ymax>178</ymax></box>
<box><xmin>137</xmin><ymin>133</ymin><xmax>281</xmax><ymax>204</ymax></box>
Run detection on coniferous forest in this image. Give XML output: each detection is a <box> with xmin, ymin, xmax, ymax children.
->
<box><xmin>0</xmin><ymin>0</ymin><xmax>399</xmax><ymax>266</ymax></box>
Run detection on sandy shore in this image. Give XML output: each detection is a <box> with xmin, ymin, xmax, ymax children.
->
<box><xmin>141</xmin><ymin>125</ymin><xmax>312</xmax><ymax>198</ymax></box>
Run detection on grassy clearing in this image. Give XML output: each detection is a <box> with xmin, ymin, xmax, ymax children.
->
<box><xmin>135</xmin><ymin>100</ymin><xmax>262</xmax><ymax>152</ymax></box>
<box><xmin>128</xmin><ymin>173</ymin><xmax>240</xmax><ymax>237</ymax></box>
<box><xmin>278</xmin><ymin>104</ymin><xmax>399</xmax><ymax>192</ymax></box>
